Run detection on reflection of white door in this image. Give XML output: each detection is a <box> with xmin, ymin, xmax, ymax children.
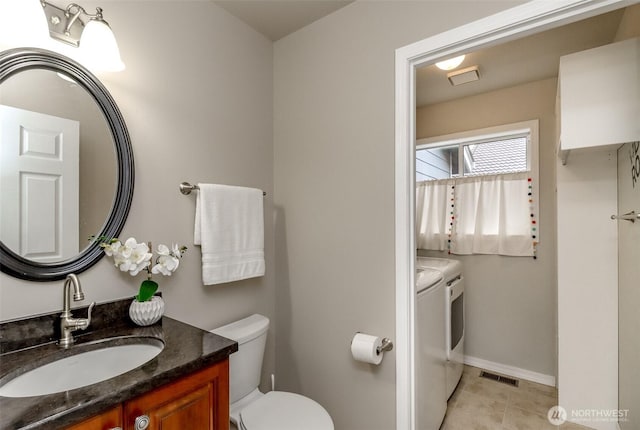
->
<box><xmin>618</xmin><ymin>141</ymin><xmax>640</xmax><ymax>430</ymax></box>
<box><xmin>0</xmin><ymin>105</ymin><xmax>79</xmax><ymax>262</ymax></box>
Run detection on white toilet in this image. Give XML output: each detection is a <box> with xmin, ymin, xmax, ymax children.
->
<box><xmin>212</xmin><ymin>314</ymin><xmax>334</xmax><ymax>430</ymax></box>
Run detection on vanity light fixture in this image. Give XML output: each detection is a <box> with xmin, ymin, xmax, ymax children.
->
<box><xmin>0</xmin><ymin>1</ymin><xmax>49</xmax><ymax>48</ymax></box>
<box><xmin>40</xmin><ymin>1</ymin><xmax>125</xmax><ymax>72</ymax></box>
<box><xmin>435</xmin><ymin>55</ymin><xmax>465</xmax><ymax>71</ymax></box>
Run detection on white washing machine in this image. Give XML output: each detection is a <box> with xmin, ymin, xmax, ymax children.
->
<box><xmin>417</xmin><ymin>257</ymin><xmax>465</xmax><ymax>399</ymax></box>
<box><xmin>415</xmin><ymin>267</ymin><xmax>447</xmax><ymax>430</ymax></box>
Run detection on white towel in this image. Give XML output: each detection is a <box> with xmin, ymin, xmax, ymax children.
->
<box><xmin>194</xmin><ymin>184</ymin><xmax>265</xmax><ymax>285</ymax></box>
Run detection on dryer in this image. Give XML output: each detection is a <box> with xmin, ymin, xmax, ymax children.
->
<box><xmin>417</xmin><ymin>257</ymin><xmax>465</xmax><ymax>399</ymax></box>
<box><xmin>415</xmin><ymin>267</ymin><xmax>447</xmax><ymax>430</ymax></box>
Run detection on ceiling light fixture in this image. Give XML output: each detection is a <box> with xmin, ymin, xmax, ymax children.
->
<box><xmin>435</xmin><ymin>55</ymin><xmax>465</xmax><ymax>71</ymax></box>
<box><xmin>41</xmin><ymin>1</ymin><xmax>125</xmax><ymax>72</ymax></box>
<box><xmin>447</xmin><ymin>66</ymin><xmax>480</xmax><ymax>86</ymax></box>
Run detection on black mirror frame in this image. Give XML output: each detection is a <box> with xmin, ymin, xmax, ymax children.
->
<box><xmin>0</xmin><ymin>48</ymin><xmax>134</xmax><ymax>281</ymax></box>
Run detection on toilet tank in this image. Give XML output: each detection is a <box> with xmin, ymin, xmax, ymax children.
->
<box><xmin>211</xmin><ymin>314</ymin><xmax>269</xmax><ymax>403</ymax></box>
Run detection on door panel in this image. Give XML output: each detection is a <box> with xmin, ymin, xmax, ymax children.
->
<box><xmin>0</xmin><ymin>104</ymin><xmax>79</xmax><ymax>261</ymax></box>
<box><xmin>149</xmin><ymin>385</ymin><xmax>211</xmax><ymax>430</ymax></box>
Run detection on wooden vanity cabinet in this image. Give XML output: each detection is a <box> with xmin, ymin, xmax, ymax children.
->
<box><xmin>124</xmin><ymin>359</ymin><xmax>229</xmax><ymax>430</ymax></box>
<box><xmin>66</xmin><ymin>359</ymin><xmax>229</xmax><ymax>430</ymax></box>
<box><xmin>65</xmin><ymin>406</ymin><xmax>123</xmax><ymax>430</ymax></box>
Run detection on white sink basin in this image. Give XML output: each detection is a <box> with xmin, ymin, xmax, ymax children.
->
<box><xmin>0</xmin><ymin>339</ymin><xmax>164</xmax><ymax>398</ymax></box>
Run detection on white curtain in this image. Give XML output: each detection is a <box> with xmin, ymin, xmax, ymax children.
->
<box><xmin>416</xmin><ymin>180</ymin><xmax>452</xmax><ymax>251</ymax></box>
<box><xmin>416</xmin><ymin>172</ymin><xmax>535</xmax><ymax>256</ymax></box>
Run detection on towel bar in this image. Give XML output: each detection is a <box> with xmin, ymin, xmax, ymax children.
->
<box><xmin>180</xmin><ymin>182</ymin><xmax>266</xmax><ymax>196</ymax></box>
<box><xmin>610</xmin><ymin>211</ymin><xmax>638</xmax><ymax>223</ymax></box>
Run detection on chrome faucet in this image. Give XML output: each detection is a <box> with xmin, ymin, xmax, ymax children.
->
<box><xmin>59</xmin><ymin>274</ymin><xmax>95</xmax><ymax>348</ymax></box>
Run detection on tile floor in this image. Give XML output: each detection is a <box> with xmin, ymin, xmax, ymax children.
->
<box><xmin>440</xmin><ymin>366</ymin><xmax>593</xmax><ymax>430</ymax></box>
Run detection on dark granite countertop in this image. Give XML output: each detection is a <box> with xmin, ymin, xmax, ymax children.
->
<box><xmin>0</xmin><ymin>298</ymin><xmax>238</xmax><ymax>429</ymax></box>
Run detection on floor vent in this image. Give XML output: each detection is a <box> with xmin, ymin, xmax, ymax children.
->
<box><xmin>480</xmin><ymin>371</ymin><xmax>519</xmax><ymax>387</ymax></box>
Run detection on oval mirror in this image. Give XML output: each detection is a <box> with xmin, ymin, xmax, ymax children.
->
<box><xmin>0</xmin><ymin>48</ymin><xmax>134</xmax><ymax>281</ymax></box>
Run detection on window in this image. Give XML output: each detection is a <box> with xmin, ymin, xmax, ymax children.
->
<box><xmin>416</xmin><ymin>121</ymin><xmax>535</xmax><ymax>180</ymax></box>
<box><xmin>415</xmin><ymin>120</ymin><xmax>539</xmax><ymax>257</ymax></box>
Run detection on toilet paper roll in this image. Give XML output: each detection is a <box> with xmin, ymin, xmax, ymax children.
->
<box><xmin>351</xmin><ymin>333</ymin><xmax>384</xmax><ymax>365</ymax></box>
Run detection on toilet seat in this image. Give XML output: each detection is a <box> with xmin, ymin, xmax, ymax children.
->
<box><xmin>239</xmin><ymin>391</ymin><xmax>334</xmax><ymax>430</ymax></box>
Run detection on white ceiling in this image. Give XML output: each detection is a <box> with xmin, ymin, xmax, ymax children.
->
<box><xmin>210</xmin><ymin>2</ymin><xmax>627</xmax><ymax>107</ymax></box>
<box><xmin>416</xmin><ymin>9</ymin><xmax>626</xmax><ymax>107</ymax></box>
<box><xmin>213</xmin><ymin>0</ymin><xmax>353</xmax><ymax>41</ymax></box>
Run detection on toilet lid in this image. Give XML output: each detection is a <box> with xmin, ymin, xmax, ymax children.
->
<box><xmin>240</xmin><ymin>391</ymin><xmax>333</xmax><ymax>430</ymax></box>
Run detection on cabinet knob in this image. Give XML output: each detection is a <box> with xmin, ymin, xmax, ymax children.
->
<box><xmin>134</xmin><ymin>415</ymin><xmax>150</xmax><ymax>430</ymax></box>
<box><xmin>109</xmin><ymin>428</ymin><xmax>123</xmax><ymax>430</ymax></box>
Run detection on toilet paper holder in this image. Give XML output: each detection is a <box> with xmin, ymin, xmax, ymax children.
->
<box><xmin>351</xmin><ymin>333</ymin><xmax>394</xmax><ymax>365</ymax></box>
<box><xmin>377</xmin><ymin>338</ymin><xmax>394</xmax><ymax>355</ymax></box>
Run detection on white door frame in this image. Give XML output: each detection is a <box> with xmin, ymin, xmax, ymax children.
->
<box><xmin>394</xmin><ymin>1</ymin><xmax>634</xmax><ymax>429</ymax></box>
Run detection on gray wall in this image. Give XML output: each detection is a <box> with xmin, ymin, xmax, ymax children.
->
<box><xmin>416</xmin><ymin>78</ymin><xmax>558</xmax><ymax>378</ymax></box>
<box><xmin>1</xmin><ymin>1</ymin><xmax>551</xmax><ymax>428</ymax></box>
<box><xmin>273</xmin><ymin>2</ymin><xmax>523</xmax><ymax>429</ymax></box>
<box><xmin>0</xmin><ymin>1</ymin><xmax>276</xmax><ymax>390</ymax></box>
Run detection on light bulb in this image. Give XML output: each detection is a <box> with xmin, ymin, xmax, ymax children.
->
<box><xmin>436</xmin><ymin>55</ymin><xmax>465</xmax><ymax>71</ymax></box>
<box><xmin>0</xmin><ymin>0</ymin><xmax>50</xmax><ymax>49</ymax></box>
<box><xmin>79</xmin><ymin>19</ymin><xmax>125</xmax><ymax>72</ymax></box>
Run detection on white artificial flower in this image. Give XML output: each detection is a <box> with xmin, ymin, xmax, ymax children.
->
<box><xmin>109</xmin><ymin>238</ymin><xmax>151</xmax><ymax>276</ymax></box>
<box><xmin>103</xmin><ymin>240</ymin><xmax>122</xmax><ymax>257</ymax></box>
<box><xmin>118</xmin><ymin>260</ymin><xmax>133</xmax><ymax>272</ymax></box>
<box><xmin>120</xmin><ymin>237</ymin><xmax>139</xmax><ymax>259</ymax></box>
<box><xmin>103</xmin><ymin>237</ymin><xmax>185</xmax><ymax>280</ymax></box>
<box><xmin>167</xmin><ymin>255</ymin><xmax>180</xmax><ymax>272</ymax></box>
<box><xmin>151</xmin><ymin>260</ymin><xmax>171</xmax><ymax>276</ymax></box>
<box><xmin>130</xmin><ymin>246</ymin><xmax>152</xmax><ymax>276</ymax></box>
<box><xmin>130</xmin><ymin>241</ymin><xmax>151</xmax><ymax>264</ymax></box>
<box><xmin>152</xmin><ymin>244</ymin><xmax>180</xmax><ymax>276</ymax></box>
<box><xmin>111</xmin><ymin>243</ymin><xmax>129</xmax><ymax>269</ymax></box>
<box><xmin>128</xmin><ymin>263</ymin><xmax>145</xmax><ymax>276</ymax></box>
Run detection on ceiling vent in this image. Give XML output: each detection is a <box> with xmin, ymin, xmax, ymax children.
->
<box><xmin>447</xmin><ymin>65</ymin><xmax>480</xmax><ymax>86</ymax></box>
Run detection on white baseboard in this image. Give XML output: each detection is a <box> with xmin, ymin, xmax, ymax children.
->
<box><xmin>464</xmin><ymin>355</ymin><xmax>556</xmax><ymax>387</ymax></box>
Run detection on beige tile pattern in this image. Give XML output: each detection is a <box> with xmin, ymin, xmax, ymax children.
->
<box><xmin>439</xmin><ymin>366</ymin><xmax>595</xmax><ymax>430</ymax></box>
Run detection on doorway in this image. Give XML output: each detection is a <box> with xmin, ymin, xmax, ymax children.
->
<box><xmin>394</xmin><ymin>1</ymin><xmax>634</xmax><ymax>429</ymax></box>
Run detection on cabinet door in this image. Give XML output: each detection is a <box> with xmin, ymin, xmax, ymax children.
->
<box><xmin>65</xmin><ymin>405</ymin><xmax>123</xmax><ymax>430</ymax></box>
<box><xmin>559</xmin><ymin>37</ymin><xmax>640</xmax><ymax>150</ymax></box>
<box><xmin>124</xmin><ymin>359</ymin><xmax>229</xmax><ymax>430</ymax></box>
<box><xmin>146</xmin><ymin>384</ymin><xmax>211</xmax><ymax>429</ymax></box>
